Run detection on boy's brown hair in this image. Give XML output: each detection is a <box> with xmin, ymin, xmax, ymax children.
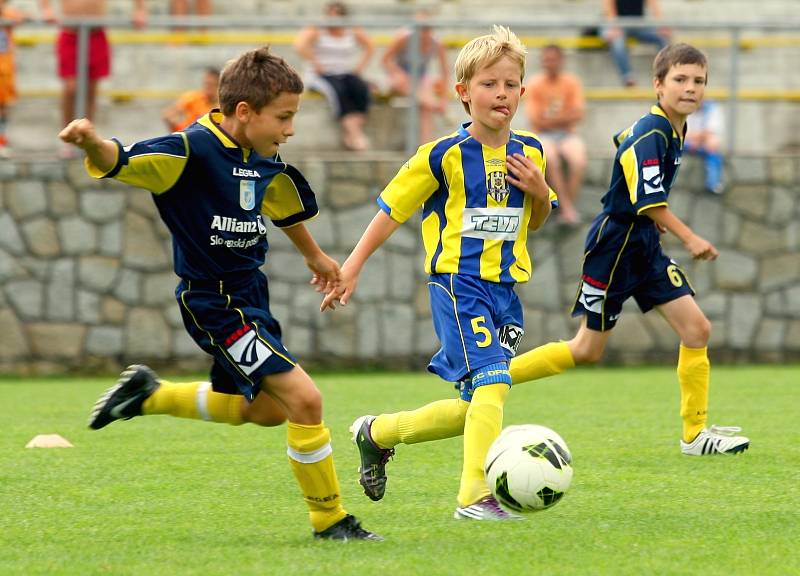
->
<box><xmin>653</xmin><ymin>43</ymin><xmax>708</xmax><ymax>83</ymax></box>
<box><xmin>218</xmin><ymin>46</ymin><xmax>303</xmax><ymax>116</ymax></box>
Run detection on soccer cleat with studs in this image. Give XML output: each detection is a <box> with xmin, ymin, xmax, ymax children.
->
<box><xmin>454</xmin><ymin>495</ymin><xmax>524</xmax><ymax>521</ymax></box>
<box><xmin>680</xmin><ymin>425</ymin><xmax>750</xmax><ymax>456</ymax></box>
<box><xmin>313</xmin><ymin>514</ymin><xmax>383</xmax><ymax>541</ymax></box>
<box><xmin>88</xmin><ymin>364</ymin><xmax>161</xmax><ymax>430</ymax></box>
<box><xmin>350</xmin><ymin>415</ymin><xmax>395</xmax><ymax>501</ymax></box>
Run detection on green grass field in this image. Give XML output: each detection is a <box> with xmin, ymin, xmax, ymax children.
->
<box><xmin>2</xmin><ymin>366</ymin><xmax>799</xmax><ymax>576</ymax></box>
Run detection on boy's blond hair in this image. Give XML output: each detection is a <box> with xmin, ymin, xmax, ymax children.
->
<box><xmin>454</xmin><ymin>25</ymin><xmax>527</xmax><ymax>114</ymax></box>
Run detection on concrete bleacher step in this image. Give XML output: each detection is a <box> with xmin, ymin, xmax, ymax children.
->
<box><xmin>12</xmin><ymin>0</ymin><xmax>800</xmax><ymax>21</ymax></box>
<box><xmin>10</xmin><ymin>88</ymin><xmax>797</xmax><ymax>157</ymax></box>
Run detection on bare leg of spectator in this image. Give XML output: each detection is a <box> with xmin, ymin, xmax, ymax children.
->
<box><xmin>560</xmin><ymin>134</ymin><xmax>588</xmax><ymax>223</ymax></box>
<box><xmin>417</xmin><ymin>81</ymin><xmax>441</xmax><ymax>144</ymax></box>
<box><xmin>341</xmin><ymin>113</ymin><xmax>369</xmax><ymax>151</ymax></box>
<box><xmin>62</xmin><ymin>77</ymin><xmax>76</xmax><ymax>127</ymax></box>
<box><xmin>541</xmin><ymin>138</ymin><xmax>578</xmax><ymax>224</ymax></box>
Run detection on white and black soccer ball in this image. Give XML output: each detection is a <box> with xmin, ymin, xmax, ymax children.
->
<box><xmin>484</xmin><ymin>424</ymin><xmax>573</xmax><ymax>513</ymax></box>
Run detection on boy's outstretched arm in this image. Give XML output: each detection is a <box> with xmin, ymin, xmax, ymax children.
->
<box><xmin>643</xmin><ymin>205</ymin><xmax>719</xmax><ymax>260</ymax></box>
<box><xmin>59</xmin><ymin>119</ymin><xmax>118</xmax><ymax>173</ymax></box>
<box><xmin>320</xmin><ymin>210</ymin><xmax>401</xmax><ymax>311</ymax></box>
<box><xmin>281</xmin><ymin>223</ymin><xmax>341</xmax><ymax>294</ymax></box>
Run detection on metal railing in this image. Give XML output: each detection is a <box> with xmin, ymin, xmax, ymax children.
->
<box><xmin>16</xmin><ymin>15</ymin><xmax>800</xmax><ymax>155</ymax></box>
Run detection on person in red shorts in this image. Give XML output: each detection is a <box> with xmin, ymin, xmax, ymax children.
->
<box><xmin>39</xmin><ymin>0</ymin><xmax>146</xmax><ymax>133</ymax></box>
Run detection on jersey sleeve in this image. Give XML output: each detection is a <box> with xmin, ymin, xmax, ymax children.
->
<box><xmin>84</xmin><ymin>133</ymin><xmax>189</xmax><ymax>195</ymax></box>
<box><xmin>377</xmin><ymin>142</ymin><xmax>440</xmax><ymax>223</ymax></box>
<box><xmin>261</xmin><ymin>163</ymin><xmax>319</xmax><ymax>228</ymax></box>
<box><xmin>618</xmin><ymin>125</ymin><xmax>671</xmax><ymax>214</ymax></box>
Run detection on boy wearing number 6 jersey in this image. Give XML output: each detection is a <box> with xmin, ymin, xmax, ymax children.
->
<box><xmin>509</xmin><ymin>43</ymin><xmax>749</xmax><ymax>457</ymax></box>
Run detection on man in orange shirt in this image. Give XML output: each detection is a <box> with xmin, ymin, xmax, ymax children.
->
<box><xmin>161</xmin><ymin>67</ymin><xmax>220</xmax><ymax>131</ymax></box>
<box><xmin>525</xmin><ymin>44</ymin><xmax>587</xmax><ymax>225</ymax></box>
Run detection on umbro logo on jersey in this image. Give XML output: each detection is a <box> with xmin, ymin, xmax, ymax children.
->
<box><xmin>233</xmin><ymin>167</ymin><xmax>261</xmax><ymax>178</ymax></box>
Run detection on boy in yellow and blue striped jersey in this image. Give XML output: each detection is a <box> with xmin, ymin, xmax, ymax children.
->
<box><xmin>320</xmin><ymin>26</ymin><xmax>558</xmax><ymax>520</ymax></box>
<box><xmin>59</xmin><ymin>47</ymin><xmax>381</xmax><ymax>541</ymax></box>
<box><xmin>509</xmin><ymin>44</ymin><xmax>749</xmax><ymax>457</ymax></box>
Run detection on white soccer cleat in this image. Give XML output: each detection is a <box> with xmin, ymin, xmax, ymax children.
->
<box><xmin>680</xmin><ymin>425</ymin><xmax>750</xmax><ymax>456</ymax></box>
<box><xmin>454</xmin><ymin>496</ymin><xmax>524</xmax><ymax>521</ymax></box>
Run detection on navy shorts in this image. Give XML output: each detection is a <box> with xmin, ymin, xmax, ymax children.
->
<box><xmin>427</xmin><ymin>273</ymin><xmax>524</xmax><ymax>384</ymax></box>
<box><xmin>571</xmin><ymin>214</ymin><xmax>694</xmax><ymax>331</ymax></box>
<box><xmin>176</xmin><ymin>271</ymin><xmax>296</xmax><ymax>401</ymax></box>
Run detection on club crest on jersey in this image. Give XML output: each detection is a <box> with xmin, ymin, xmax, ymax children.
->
<box><xmin>486</xmin><ymin>171</ymin><xmax>510</xmax><ymax>202</ymax></box>
<box><xmin>240</xmin><ymin>180</ymin><xmax>256</xmax><ymax>210</ymax></box>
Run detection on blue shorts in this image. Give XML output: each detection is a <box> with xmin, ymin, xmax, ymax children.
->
<box><xmin>427</xmin><ymin>273</ymin><xmax>524</xmax><ymax>384</ymax></box>
<box><xmin>176</xmin><ymin>271</ymin><xmax>296</xmax><ymax>401</ymax></box>
<box><xmin>571</xmin><ymin>214</ymin><xmax>695</xmax><ymax>331</ymax></box>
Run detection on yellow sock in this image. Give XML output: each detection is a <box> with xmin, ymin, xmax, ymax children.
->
<box><xmin>142</xmin><ymin>381</ymin><xmax>244</xmax><ymax>425</ymax></box>
<box><xmin>678</xmin><ymin>345</ymin><xmax>710</xmax><ymax>442</ymax></box>
<box><xmin>457</xmin><ymin>383</ymin><xmax>509</xmax><ymax>507</ymax></box>
<box><xmin>286</xmin><ymin>422</ymin><xmax>347</xmax><ymax>532</ymax></box>
<box><xmin>370</xmin><ymin>399</ymin><xmax>469</xmax><ymax>448</ymax></box>
<box><xmin>509</xmin><ymin>341</ymin><xmax>575</xmax><ymax>385</ymax></box>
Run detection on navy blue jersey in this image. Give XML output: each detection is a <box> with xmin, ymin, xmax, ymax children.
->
<box><xmin>600</xmin><ymin>104</ymin><xmax>685</xmax><ymax>224</ymax></box>
<box><xmin>87</xmin><ymin>111</ymin><xmax>318</xmax><ymax>280</ymax></box>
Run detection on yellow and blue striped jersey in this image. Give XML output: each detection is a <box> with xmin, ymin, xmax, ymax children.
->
<box><xmin>378</xmin><ymin>123</ymin><xmax>558</xmax><ymax>284</ymax></box>
<box><xmin>602</xmin><ymin>104</ymin><xmax>685</xmax><ymax>220</ymax></box>
<box><xmin>85</xmin><ymin>111</ymin><xmax>318</xmax><ymax>280</ymax></box>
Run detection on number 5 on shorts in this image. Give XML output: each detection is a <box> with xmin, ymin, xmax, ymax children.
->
<box><xmin>471</xmin><ymin>316</ymin><xmax>492</xmax><ymax>348</ymax></box>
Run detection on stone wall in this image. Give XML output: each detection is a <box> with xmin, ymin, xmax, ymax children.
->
<box><xmin>1</xmin><ymin>153</ymin><xmax>799</xmax><ymax>375</ymax></box>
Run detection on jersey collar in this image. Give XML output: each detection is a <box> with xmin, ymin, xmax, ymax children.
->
<box><xmin>651</xmin><ymin>104</ymin><xmax>687</xmax><ymax>140</ymax></box>
<box><xmin>458</xmin><ymin>121</ymin><xmax>516</xmax><ymax>148</ymax></box>
<box><xmin>198</xmin><ymin>109</ymin><xmax>242</xmax><ymax>149</ymax></box>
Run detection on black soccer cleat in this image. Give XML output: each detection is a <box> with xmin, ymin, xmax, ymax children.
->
<box><xmin>313</xmin><ymin>514</ymin><xmax>383</xmax><ymax>541</ymax></box>
<box><xmin>350</xmin><ymin>415</ymin><xmax>395</xmax><ymax>501</ymax></box>
<box><xmin>88</xmin><ymin>364</ymin><xmax>161</xmax><ymax>430</ymax></box>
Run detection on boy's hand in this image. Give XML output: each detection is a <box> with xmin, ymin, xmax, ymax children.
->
<box><xmin>306</xmin><ymin>252</ymin><xmax>341</xmax><ymax>294</ymax></box>
<box><xmin>506</xmin><ymin>153</ymin><xmax>549</xmax><ymax>202</ymax></box>
<box><xmin>59</xmin><ymin>118</ymin><xmax>101</xmax><ymax>150</ymax></box>
<box><xmin>684</xmin><ymin>234</ymin><xmax>719</xmax><ymax>261</ymax></box>
<box><xmin>320</xmin><ymin>262</ymin><xmax>359</xmax><ymax>311</ymax></box>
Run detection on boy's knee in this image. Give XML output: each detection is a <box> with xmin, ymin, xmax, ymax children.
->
<box><xmin>568</xmin><ymin>339</ymin><xmax>604</xmax><ymax>364</ymax></box>
<box><xmin>293</xmin><ymin>386</ymin><xmax>323</xmax><ymax>417</ymax></box>
<box><xmin>684</xmin><ymin>317</ymin><xmax>711</xmax><ymax>348</ymax></box>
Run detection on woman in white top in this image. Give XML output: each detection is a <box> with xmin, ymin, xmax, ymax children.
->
<box><xmin>294</xmin><ymin>1</ymin><xmax>375</xmax><ymax>151</ymax></box>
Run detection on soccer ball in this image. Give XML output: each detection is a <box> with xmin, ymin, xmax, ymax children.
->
<box><xmin>484</xmin><ymin>424</ymin><xmax>573</xmax><ymax>513</ymax></box>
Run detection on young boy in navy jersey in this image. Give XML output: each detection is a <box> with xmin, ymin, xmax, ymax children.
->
<box><xmin>509</xmin><ymin>44</ymin><xmax>750</xmax><ymax>456</ymax></box>
<box><xmin>59</xmin><ymin>46</ymin><xmax>381</xmax><ymax>541</ymax></box>
<box><xmin>320</xmin><ymin>26</ymin><xmax>557</xmax><ymax>520</ymax></box>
